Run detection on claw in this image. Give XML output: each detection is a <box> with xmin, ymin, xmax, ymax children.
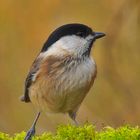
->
<box><xmin>24</xmin><ymin>127</ymin><xmax>35</xmax><ymax>140</ymax></box>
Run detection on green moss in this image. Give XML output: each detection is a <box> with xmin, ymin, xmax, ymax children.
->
<box><xmin>0</xmin><ymin>124</ymin><xmax>139</xmax><ymax>140</ymax></box>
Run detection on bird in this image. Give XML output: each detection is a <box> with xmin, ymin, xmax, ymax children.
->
<box><xmin>20</xmin><ymin>23</ymin><xmax>105</xmax><ymax>140</ymax></box>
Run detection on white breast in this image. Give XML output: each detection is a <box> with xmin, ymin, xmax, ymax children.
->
<box><xmin>53</xmin><ymin>57</ymin><xmax>96</xmax><ymax>113</ymax></box>
<box><xmin>65</xmin><ymin>58</ymin><xmax>96</xmax><ymax>89</ymax></box>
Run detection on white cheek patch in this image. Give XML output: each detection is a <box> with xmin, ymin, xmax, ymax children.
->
<box><xmin>58</xmin><ymin>35</ymin><xmax>88</xmax><ymax>55</ymax></box>
<box><xmin>39</xmin><ymin>42</ymin><xmax>65</xmax><ymax>59</ymax></box>
<box><xmin>40</xmin><ymin>35</ymin><xmax>94</xmax><ymax>58</ymax></box>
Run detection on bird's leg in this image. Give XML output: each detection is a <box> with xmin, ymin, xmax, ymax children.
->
<box><xmin>68</xmin><ymin>111</ymin><xmax>78</xmax><ymax>126</ymax></box>
<box><xmin>24</xmin><ymin>112</ymin><xmax>41</xmax><ymax>140</ymax></box>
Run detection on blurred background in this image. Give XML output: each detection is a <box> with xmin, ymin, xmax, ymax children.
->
<box><xmin>0</xmin><ymin>0</ymin><xmax>140</xmax><ymax>134</ymax></box>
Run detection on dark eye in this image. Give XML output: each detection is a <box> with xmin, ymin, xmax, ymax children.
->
<box><xmin>76</xmin><ymin>32</ymin><xmax>84</xmax><ymax>37</ymax></box>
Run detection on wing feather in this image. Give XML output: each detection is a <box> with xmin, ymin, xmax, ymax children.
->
<box><xmin>20</xmin><ymin>56</ymin><xmax>42</xmax><ymax>102</ymax></box>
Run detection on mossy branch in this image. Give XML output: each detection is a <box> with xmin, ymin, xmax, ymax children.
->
<box><xmin>0</xmin><ymin>124</ymin><xmax>140</xmax><ymax>140</ymax></box>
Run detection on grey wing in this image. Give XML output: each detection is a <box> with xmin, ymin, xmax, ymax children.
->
<box><xmin>20</xmin><ymin>57</ymin><xmax>42</xmax><ymax>102</ymax></box>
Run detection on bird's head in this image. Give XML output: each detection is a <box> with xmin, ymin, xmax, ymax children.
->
<box><xmin>41</xmin><ymin>23</ymin><xmax>105</xmax><ymax>58</ymax></box>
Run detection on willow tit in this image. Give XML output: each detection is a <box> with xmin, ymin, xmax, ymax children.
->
<box><xmin>20</xmin><ymin>23</ymin><xmax>105</xmax><ymax>140</ymax></box>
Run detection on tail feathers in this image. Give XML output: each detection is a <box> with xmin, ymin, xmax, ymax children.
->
<box><xmin>20</xmin><ymin>95</ymin><xmax>30</xmax><ymax>103</ymax></box>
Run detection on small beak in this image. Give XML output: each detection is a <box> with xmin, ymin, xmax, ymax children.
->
<box><xmin>94</xmin><ymin>32</ymin><xmax>106</xmax><ymax>39</ymax></box>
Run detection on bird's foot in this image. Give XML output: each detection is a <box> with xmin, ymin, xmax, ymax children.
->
<box><xmin>24</xmin><ymin>127</ymin><xmax>35</xmax><ymax>140</ymax></box>
<box><xmin>72</xmin><ymin>119</ymin><xmax>79</xmax><ymax>126</ymax></box>
<box><xmin>68</xmin><ymin>111</ymin><xmax>79</xmax><ymax>126</ymax></box>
